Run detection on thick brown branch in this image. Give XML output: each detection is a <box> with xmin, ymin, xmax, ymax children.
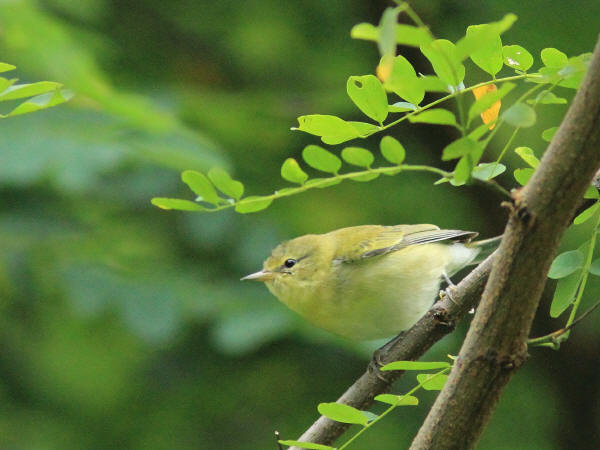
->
<box><xmin>288</xmin><ymin>256</ymin><xmax>494</xmax><ymax>448</ymax></box>
<box><xmin>410</xmin><ymin>36</ymin><xmax>600</xmax><ymax>450</ymax></box>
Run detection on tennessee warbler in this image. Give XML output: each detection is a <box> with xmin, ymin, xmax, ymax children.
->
<box><xmin>242</xmin><ymin>224</ymin><xmax>498</xmax><ymax>340</ymax></box>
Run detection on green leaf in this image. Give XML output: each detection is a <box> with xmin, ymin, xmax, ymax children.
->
<box><xmin>588</xmin><ymin>258</ymin><xmax>600</xmax><ymax>276</ymax></box>
<box><xmin>350</xmin><ymin>172</ymin><xmax>379</xmax><ymax>182</ymax></box>
<box><xmin>442</xmin><ymin>136</ymin><xmax>479</xmax><ymax>161</ymax></box>
<box><xmin>514</xmin><ymin>147</ymin><xmax>540</xmax><ymax>168</ymax></box>
<box><xmin>472</xmin><ymin>162</ymin><xmax>506</xmax><ymax>181</ymax></box>
<box><xmin>574</xmin><ymin>202</ymin><xmax>600</xmax><ymax>225</ymax></box>
<box><xmin>181</xmin><ymin>170</ymin><xmax>221</xmax><ymax>205</ymax></box>
<box><xmin>541</xmin><ymin>127</ymin><xmax>558</xmax><ymax>142</ymax></box>
<box><xmin>465</xmin><ymin>24</ymin><xmax>504</xmax><ymax>76</ymax></box>
<box><xmin>389</xmin><ymin>101</ymin><xmax>417</xmax><ymax>112</ymax></box>
<box><xmin>557</xmin><ymin>53</ymin><xmax>591</xmax><ymax>89</ymax></box>
<box><xmin>420</xmin><ymin>39</ymin><xmax>465</xmax><ymax>87</ymax></box>
<box><xmin>548</xmin><ymin>250</ymin><xmax>584</xmax><ymax>279</ymax></box>
<box><xmin>4</xmin><ymin>89</ymin><xmax>74</xmax><ymax>117</ymax></box>
<box><xmin>502</xmin><ymin>103</ymin><xmax>536</xmax><ymax>128</ymax></box>
<box><xmin>452</xmin><ymin>156</ymin><xmax>472</xmax><ymax>185</ymax></box>
<box><xmin>293</xmin><ymin>115</ymin><xmax>362</xmax><ymax>145</ymax></box>
<box><xmin>0</xmin><ymin>77</ymin><xmax>17</xmax><ymax>93</ymax></box>
<box><xmin>468</xmin><ymin>83</ymin><xmax>515</xmax><ymax>123</ymax></box>
<box><xmin>418</xmin><ymin>75</ymin><xmax>449</xmax><ymax>92</ymax></box>
<box><xmin>280</xmin><ymin>158</ymin><xmax>308</xmax><ymax>185</ymax></box>
<box><xmin>380</xmin><ymin>136</ymin><xmax>406</xmax><ymax>165</ymax></box>
<box><xmin>384</xmin><ymin>55</ymin><xmax>424</xmax><ymax>105</ymax></box>
<box><xmin>408</xmin><ymin>108</ymin><xmax>457</xmax><ymax>126</ymax></box>
<box><xmin>374</xmin><ymin>394</ymin><xmax>419</xmax><ymax>406</ymax></box>
<box><xmin>381</xmin><ymin>361</ymin><xmax>450</xmax><ymax>371</ymax></box>
<box><xmin>361</xmin><ymin>411</ymin><xmax>379</xmax><ymax>423</ymax></box>
<box><xmin>514</xmin><ymin>168</ymin><xmax>534</xmax><ymax>186</ymax></box>
<box><xmin>0</xmin><ymin>62</ymin><xmax>16</xmax><ymax>73</ymax></box>
<box><xmin>527</xmin><ymin>90</ymin><xmax>567</xmax><ymax>105</ymax></box>
<box><xmin>341</xmin><ymin>147</ymin><xmax>374</xmax><ymax>168</ymax></box>
<box><xmin>541</xmin><ymin>48</ymin><xmax>568</xmax><ymax>68</ymax></box>
<box><xmin>278</xmin><ymin>440</ymin><xmax>335</xmax><ymax>450</ymax></box>
<box><xmin>350</xmin><ymin>23</ymin><xmax>431</xmax><ymax>47</ymax></box>
<box><xmin>377</xmin><ymin>7</ymin><xmax>398</xmax><ymax>59</ymax></box>
<box><xmin>503</xmin><ymin>45</ymin><xmax>533</xmax><ymax>71</ymax></box>
<box><xmin>304</xmin><ymin>178</ymin><xmax>342</xmax><ymax>188</ymax></box>
<box><xmin>0</xmin><ymin>81</ymin><xmax>62</xmax><ymax>101</ymax></box>
<box><xmin>584</xmin><ymin>186</ymin><xmax>599</xmax><ymax>199</ymax></box>
<box><xmin>151</xmin><ymin>197</ymin><xmax>207</xmax><ymax>211</ymax></box>
<box><xmin>550</xmin><ymin>269</ymin><xmax>582</xmax><ymax>318</ymax></box>
<box><xmin>456</xmin><ymin>14</ymin><xmax>517</xmax><ymax>61</ymax></box>
<box><xmin>302</xmin><ymin>145</ymin><xmax>342</xmax><ymax>174</ymax></box>
<box><xmin>347</xmin><ymin>75</ymin><xmax>388</xmax><ymax>123</ymax></box>
<box><xmin>234</xmin><ymin>196</ymin><xmax>273</xmax><ymax>213</ymax></box>
<box><xmin>317</xmin><ymin>403</ymin><xmax>368</xmax><ymax>426</ymax></box>
<box><xmin>207</xmin><ymin>168</ymin><xmax>244</xmax><ymax>199</ymax></box>
<box><xmin>416</xmin><ymin>373</ymin><xmax>449</xmax><ymax>391</ymax></box>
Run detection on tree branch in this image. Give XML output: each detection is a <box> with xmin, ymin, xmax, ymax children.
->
<box><xmin>410</xmin><ymin>35</ymin><xmax>600</xmax><ymax>450</ymax></box>
<box><xmin>288</xmin><ymin>255</ymin><xmax>495</xmax><ymax>448</ymax></box>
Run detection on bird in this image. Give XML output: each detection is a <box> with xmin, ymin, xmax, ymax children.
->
<box><xmin>242</xmin><ymin>224</ymin><xmax>499</xmax><ymax>340</ymax></box>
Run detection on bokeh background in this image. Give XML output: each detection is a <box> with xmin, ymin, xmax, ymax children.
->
<box><xmin>1</xmin><ymin>0</ymin><xmax>599</xmax><ymax>449</ymax></box>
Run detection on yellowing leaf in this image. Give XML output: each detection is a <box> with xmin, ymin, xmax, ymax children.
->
<box><xmin>472</xmin><ymin>84</ymin><xmax>500</xmax><ymax>129</ymax></box>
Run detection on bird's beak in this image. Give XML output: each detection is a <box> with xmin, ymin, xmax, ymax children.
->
<box><xmin>240</xmin><ymin>270</ymin><xmax>275</xmax><ymax>282</ymax></box>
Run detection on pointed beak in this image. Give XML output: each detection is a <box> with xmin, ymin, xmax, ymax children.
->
<box><xmin>240</xmin><ymin>270</ymin><xmax>275</xmax><ymax>282</ymax></box>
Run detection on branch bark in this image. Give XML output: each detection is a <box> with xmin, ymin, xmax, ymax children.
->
<box><xmin>289</xmin><ymin>255</ymin><xmax>494</xmax><ymax>448</ymax></box>
<box><xmin>410</xmin><ymin>35</ymin><xmax>600</xmax><ymax>450</ymax></box>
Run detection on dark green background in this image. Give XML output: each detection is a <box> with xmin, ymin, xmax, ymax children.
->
<box><xmin>0</xmin><ymin>1</ymin><xmax>598</xmax><ymax>448</ymax></box>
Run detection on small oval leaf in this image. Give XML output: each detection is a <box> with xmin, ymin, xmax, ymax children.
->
<box><xmin>381</xmin><ymin>361</ymin><xmax>450</xmax><ymax>371</ymax></box>
<box><xmin>341</xmin><ymin>147</ymin><xmax>374</xmax><ymax>167</ymax></box>
<box><xmin>442</xmin><ymin>136</ymin><xmax>479</xmax><ymax>161</ymax></box>
<box><xmin>416</xmin><ymin>373</ymin><xmax>448</xmax><ymax>391</ymax></box>
<box><xmin>541</xmin><ymin>48</ymin><xmax>568</xmax><ymax>68</ymax></box>
<box><xmin>550</xmin><ymin>269</ymin><xmax>581</xmax><ymax>318</ymax></box>
<box><xmin>208</xmin><ymin>168</ymin><xmax>244</xmax><ymax>200</ymax></box>
<box><xmin>548</xmin><ymin>250</ymin><xmax>584</xmax><ymax>279</ymax></box>
<box><xmin>317</xmin><ymin>403</ymin><xmax>368</xmax><ymax>426</ymax></box>
<box><xmin>588</xmin><ymin>258</ymin><xmax>600</xmax><ymax>276</ymax></box>
<box><xmin>280</xmin><ymin>158</ymin><xmax>308</xmax><ymax>184</ymax></box>
<box><xmin>234</xmin><ymin>196</ymin><xmax>273</xmax><ymax>213</ymax></box>
<box><xmin>514</xmin><ymin>167</ymin><xmax>534</xmax><ymax>186</ymax></box>
<box><xmin>502</xmin><ymin>103</ymin><xmax>536</xmax><ymax>127</ymax></box>
<box><xmin>181</xmin><ymin>170</ymin><xmax>221</xmax><ymax>205</ymax></box>
<box><xmin>151</xmin><ymin>198</ymin><xmax>207</xmax><ymax>211</ymax></box>
<box><xmin>541</xmin><ymin>127</ymin><xmax>558</xmax><ymax>142</ymax></box>
<box><xmin>503</xmin><ymin>45</ymin><xmax>534</xmax><ymax>71</ymax></box>
<box><xmin>471</xmin><ymin>162</ymin><xmax>506</xmax><ymax>181</ymax></box>
<box><xmin>408</xmin><ymin>108</ymin><xmax>457</xmax><ymax>126</ymax></box>
<box><xmin>380</xmin><ymin>136</ymin><xmax>406</xmax><ymax>165</ymax></box>
<box><xmin>302</xmin><ymin>145</ymin><xmax>342</xmax><ymax>174</ymax></box>
<box><xmin>374</xmin><ymin>394</ymin><xmax>419</xmax><ymax>406</ymax></box>
<box><xmin>574</xmin><ymin>202</ymin><xmax>600</xmax><ymax>225</ymax></box>
<box><xmin>278</xmin><ymin>440</ymin><xmax>335</xmax><ymax>450</ymax></box>
<box><xmin>514</xmin><ymin>147</ymin><xmax>540</xmax><ymax>168</ymax></box>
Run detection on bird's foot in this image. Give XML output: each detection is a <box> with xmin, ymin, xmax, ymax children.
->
<box><xmin>368</xmin><ymin>332</ymin><xmax>406</xmax><ymax>382</ymax></box>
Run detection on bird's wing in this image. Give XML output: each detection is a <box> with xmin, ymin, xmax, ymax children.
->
<box><xmin>336</xmin><ymin>224</ymin><xmax>478</xmax><ymax>263</ymax></box>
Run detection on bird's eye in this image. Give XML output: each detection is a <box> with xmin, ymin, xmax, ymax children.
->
<box><xmin>284</xmin><ymin>258</ymin><xmax>297</xmax><ymax>268</ymax></box>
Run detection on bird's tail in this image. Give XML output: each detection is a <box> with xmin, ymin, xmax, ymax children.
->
<box><xmin>467</xmin><ymin>235</ymin><xmax>502</xmax><ymax>265</ymax></box>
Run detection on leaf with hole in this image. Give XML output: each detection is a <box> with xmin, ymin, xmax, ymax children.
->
<box><xmin>381</xmin><ymin>361</ymin><xmax>450</xmax><ymax>371</ymax></box>
<box><xmin>548</xmin><ymin>250</ymin><xmax>584</xmax><ymax>279</ymax></box>
<box><xmin>503</xmin><ymin>45</ymin><xmax>534</xmax><ymax>71</ymax></box>
<box><xmin>181</xmin><ymin>170</ymin><xmax>221</xmax><ymax>205</ymax></box>
<box><xmin>550</xmin><ymin>269</ymin><xmax>582</xmax><ymax>318</ymax></box>
<box><xmin>347</xmin><ymin>75</ymin><xmax>388</xmax><ymax>123</ymax></box>
<box><xmin>416</xmin><ymin>373</ymin><xmax>448</xmax><ymax>391</ymax></box>
<box><xmin>502</xmin><ymin>103</ymin><xmax>536</xmax><ymax>128</ymax></box>
<box><xmin>408</xmin><ymin>108</ymin><xmax>457</xmax><ymax>126</ymax></box>
<box><xmin>380</xmin><ymin>136</ymin><xmax>405</xmax><ymax>165</ymax></box>
<box><xmin>151</xmin><ymin>198</ymin><xmax>207</xmax><ymax>211</ymax></box>
<box><xmin>317</xmin><ymin>403</ymin><xmax>368</xmax><ymax>426</ymax></box>
<box><xmin>302</xmin><ymin>145</ymin><xmax>342</xmax><ymax>174</ymax></box>
<box><xmin>341</xmin><ymin>147</ymin><xmax>374</xmax><ymax>167</ymax></box>
<box><xmin>208</xmin><ymin>168</ymin><xmax>244</xmax><ymax>199</ymax></box>
<box><xmin>280</xmin><ymin>159</ymin><xmax>308</xmax><ymax>185</ymax></box>
<box><xmin>514</xmin><ymin>147</ymin><xmax>539</xmax><ymax>168</ymax></box>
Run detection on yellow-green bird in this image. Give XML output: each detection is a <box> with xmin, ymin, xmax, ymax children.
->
<box><xmin>242</xmin><ymin>224</ymin><xmax>498</xmax><ymax>340</ymax></box>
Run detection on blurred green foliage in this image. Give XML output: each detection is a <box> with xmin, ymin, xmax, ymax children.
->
<box><xmin>0</xmin><ymin>1</ymin><xmax>599</xmax><ymax>449</ymax></box>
